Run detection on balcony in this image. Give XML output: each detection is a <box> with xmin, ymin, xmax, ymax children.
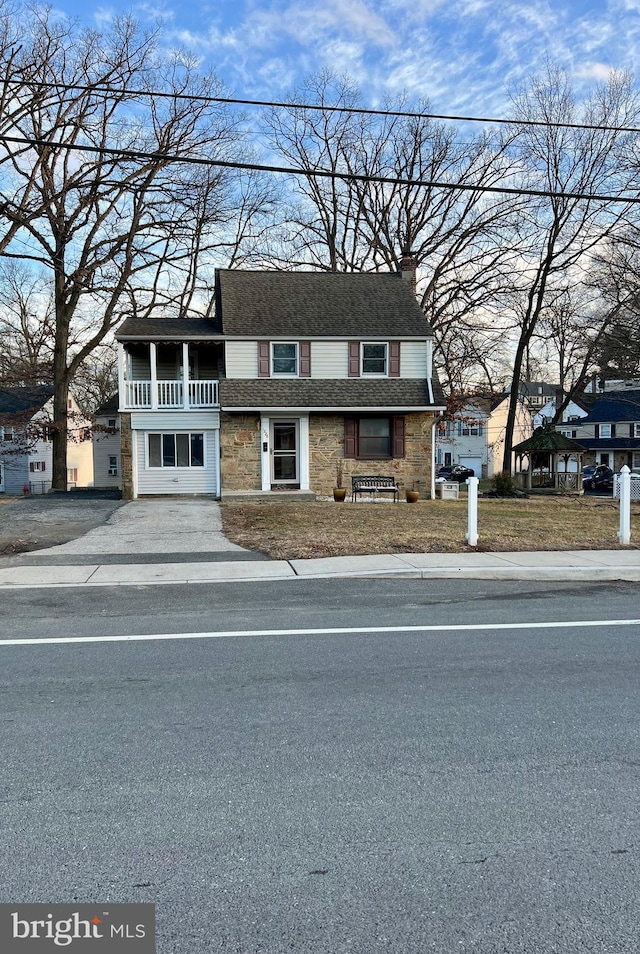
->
<box><xmin>124</xmin><ymin>379</ymin><xmax>219</xmax><ymax>410</ymax></box>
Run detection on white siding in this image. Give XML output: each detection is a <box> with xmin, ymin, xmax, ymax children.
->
<box><xmin>401</xmin><ymin>341</ymin><xmax>428</xmax><ymax>378</ymax></box>
<box><xmin>132</xmin><ymin>411</ymin><xmax>220</xmax><ymax>430</ymax></box>
<box><xmin>131</xmin><ymin>410</ymin><xmax>220</xmax><ymax>495</ymax></box>
<box><xmin>225</xmin><ymin>342</ymin><xmax>258</xmax><ymax>378</ymax></box>
<box><xmin>93</xmin><ymin>414</ymin><xmax>122</xmax><ymax>489</ymax></box>
<box><xmin>310</xmin><ymin>342</ymin><xmax>348</xmax><ymax>378</ymax></box>
<box><xmin>135</xmin><ymin>428</ymin><xmax>219</xmax><ymax>495</ymax></box>
<box><xmin>226</xmin><ymin>340</ymin><xmax>430</xmax><ymax>379</ymax></box>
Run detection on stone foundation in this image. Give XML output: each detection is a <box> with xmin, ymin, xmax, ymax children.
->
<box><xmin>308</xmin><ymin>412</ymin><xmax>436</xmax><ymax>497</ymax></box>
<box><xmin>120</xmin><ymin>413</ymin><xmax>133</xmax><ymax>500</ymax></box>
<box><xmin>220</xmin><ymin>412</ymin><xmax>262</xmax><ymax>491</ymax></box>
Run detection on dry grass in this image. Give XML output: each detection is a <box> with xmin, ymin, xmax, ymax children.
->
<box><xmin>220</xmin><ymin>495</ymin><xmax>640</xmax><ymax>560</ymax></box>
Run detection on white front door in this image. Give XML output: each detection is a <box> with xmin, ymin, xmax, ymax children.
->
<box><xmin>270</xmin><ymin>420</ymin><xmax>299</xmax><ymax>486</ymax></box>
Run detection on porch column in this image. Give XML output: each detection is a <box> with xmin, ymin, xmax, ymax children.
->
<box><xmin>260</xmin><ymin>416</ymin><xmax>270</xmax><ymax>491</ymax></box>
<box><xmin>299</xmin><ymin>415</ymin><xmax>309</xmax><ymax>490</ymax></box>
<box><xmin>117</xmin><ymin>342</ymin><xmax>126</xmax><ymax>410</ymax></box>
<box><xmin>150</xmin><ymin>342</ymin><xmax>158</xmax><ymax>410</ymax></box>
<box><xmin>182</xmin><ymin>342</ymin><xmax>190</xmax><ymax>410</ymax></box>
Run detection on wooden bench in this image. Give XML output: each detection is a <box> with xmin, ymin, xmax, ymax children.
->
<box><xmin>351</xmin><ymin>475</ymin><xmax>400</xmax><ymax>503</ymax></box>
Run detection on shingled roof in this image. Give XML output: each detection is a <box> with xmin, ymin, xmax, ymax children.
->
<box><xmin>220</xmin><ymin>378</ymin><xmax>445</xmax><ymax>410</ymax></box>
<box><xmin>216</xmin><ymin>269</ymin><xmax>433</xmax><ymax>337</ymax></box>
<box><xmin>0</xmin><ymin>385</ymin><xmax>53</xmax><ymax>416</ymax></box>
<box><xmin>116</xmin><ymin>318</ymin><xmax>221</xmax><ymax>340</ymax></box>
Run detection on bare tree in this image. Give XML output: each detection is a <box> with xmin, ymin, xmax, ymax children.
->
<box><xmin>500</xmin><ymin>65</ymin><xmax>640</xmax><ymax>471</ymax></box>
<box><xmin>0</xmin><ymin>6</ymin><xmax>270</xmax><ymax>488</ymax></box>
<box><xmin>264</xmin><ymin>71</ymin><xmax>522</xmax><ymax>388</ymax></box>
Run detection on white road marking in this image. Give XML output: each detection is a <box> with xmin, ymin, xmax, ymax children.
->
<box><xmin>1</xmin><ymin>618</ymin><xmax>639</xmax><ymax>647</ymax></box>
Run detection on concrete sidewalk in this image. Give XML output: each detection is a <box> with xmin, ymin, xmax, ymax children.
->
<box><xmin>1</xmin><ymin>549</ymin><xmax>640</xmax><ymax>587</ymax></box>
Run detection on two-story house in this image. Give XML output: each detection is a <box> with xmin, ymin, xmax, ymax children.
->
<box><xmin>561</xmin><ymin>389</ymin><xmax>640</xmax><ymax>472</ymax></box>
<box><xmin>0</xmin><ymin>386</ymin><xmax>94</xmax><ymax>493</ymax></box>
<box><xmin>435</xmin><ymin>394</ymin><xmax>531</xmax><ymax>478</ymax></box>
<box><xmin>115</xmin><ymin>267</ymin><xmax>445</xmax><ymax>499</ymax></box>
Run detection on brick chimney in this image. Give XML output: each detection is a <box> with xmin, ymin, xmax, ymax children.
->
<box><xmin>399</xmin><ymin>248</ymin><xmax>417</xmax><ymax>297</ymax></box>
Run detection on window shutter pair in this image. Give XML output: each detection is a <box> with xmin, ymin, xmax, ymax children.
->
<box><xmin>343</xmin><ymin>416</ymin><xmax>405</xmax><ymax>458</ymax></box>
<box><xmin>257</xmin><ymin>341</ymin><xmax>310</xmax><ymax>376</ymax></box>
<box><xmin>348</xmin><ymin>341</ymin><xmax>400</xmax><ymax>376</ymax></box>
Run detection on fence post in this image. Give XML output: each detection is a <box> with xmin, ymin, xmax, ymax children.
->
<box><xmin>466</xmin><ymin>476</ymin><xmax>479</xmax><ymax>547</ymax></box>
<box><xmin>618</xmin><ymin>464</ymin><xmax>631</xmax><ymax>546</ymax></box>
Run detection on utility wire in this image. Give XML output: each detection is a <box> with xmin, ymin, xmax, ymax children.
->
<box><xmin>1</xmin><ymin>132</ymin><xmax>638</xmax><ymax>204</ymax></box>
<box><xmin>6</xmin><ymin>78</ymin><xmax>640</xmax><ymax>135</ymax></box>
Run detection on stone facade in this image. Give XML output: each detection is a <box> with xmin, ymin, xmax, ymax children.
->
<box><xmin>120</xmin><ymin>413</ymin><xmax>133</xmax><ymax>500</ymax></box>
<box><xmin>308</xmin><ymin>412</ymin><xmax>436</xmax><ymax>497</ymax></box>
<box><xmin>219</xmin><ymin>412</ymin><xmax>262</xmax><ymax>491</ymax></box>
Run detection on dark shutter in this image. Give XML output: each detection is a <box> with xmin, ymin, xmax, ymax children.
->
<box><xmin>299</xmin><ymin>341</ymin><xmax>311</xmax><ymax>377</ymax></box>
<box><xmin>611</xmin><ymin>424</ymin><xmax>616</xmax><ymax>438</ymax></box>
<box><xmin>389</xmin><ymin>341</ymin><xmax>400</xmax><ymax>377</ymax></box>
<box><xmin>595</xmin><ymin>424</ymin><xmax>599</xmax><ymax>439</ymax></box>
<box><xmin>348</xmin><ymin>342</ymin><xmax>360</xmax><ymax>377</ymax></box>
<box><xmin>257</xmin><ymin>341</ymin><xmax>270</xmax><ymax>377</ymax></box>
<box><xmin>392</xmin><ymin>416</ymin><xmax>405</xmax><ymax>457</ymax></box>
<box><xmin>344</xmin><ymin>417</ymin><xmax>357</xmax><ymax>458</ymax></box>
<box><xmin>631</xmin><ymin>424</ymin><xmax>635</xmax><ymax>438</ymax></box>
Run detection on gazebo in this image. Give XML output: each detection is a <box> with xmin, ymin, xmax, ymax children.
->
<box><xmin>512</xmin><ymin>426</ymin><xmax>587</xmax><ymax>493</ymax></box>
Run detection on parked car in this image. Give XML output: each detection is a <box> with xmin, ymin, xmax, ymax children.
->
<box><xmin>436</xmin><ymin>464</ymin><xmax>476</xmax><ymax>483</ymax></box>
<box><xmin>582</xmin><ymin>464</ymin><xmax>613</xmax><ymax>491</ymax></box>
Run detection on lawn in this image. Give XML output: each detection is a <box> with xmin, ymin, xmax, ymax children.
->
<box><xmin>220</xmin><ymin>495</ymin><xmax>640</xmax><ymax>560</ymax></box>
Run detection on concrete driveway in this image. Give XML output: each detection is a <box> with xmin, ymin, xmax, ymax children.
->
<box><xmin>0</xmin><ymin>494</ymin><xmax>256</xmax><ymax>559</ymax></box>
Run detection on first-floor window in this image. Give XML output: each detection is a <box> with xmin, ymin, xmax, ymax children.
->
<box><xmin>108</xmin><ymin>456</ymin><xmax>118</xmax><ymax>476</ymax></box>
<box><xmin>344</xmin><ymin>416</ymin><xmax>405</xmax><ymax>459</ymax></box>
<box><xmin>633</xmin><ymin>452</ymin><xmax>640</xmax><ymax>470</ymax></box>
<box><xmin>67</xmin><ymin>468</ymin><xmax>78</xmax><ymax>483</ymax></box>
<box><xmin>148</xmin><ymin>432</ymin><xmax>204</xmax><ymax>468</ymax></box>
<box><xmin>29</xmin><ymin>460</ymin><xmax>46</xmax><ymax>472</ymax></box>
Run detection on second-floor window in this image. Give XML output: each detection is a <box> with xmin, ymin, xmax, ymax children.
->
<box><xmin>633</xmin><ymin>423</ymin><xmax>640</xmax><ymax>438</ymax></box>
<box><xmin>272</xmin><ymin>342</ymin><xmax>298</xmax><ymax>376</ymax></box>
<box><xmin>599</xmin><ymin>424</ymin><xmax>612</xmax><ymax>438</ymax></box>
<box><xmin>1</xmin><ymin>426</ymin><xmax>14</xmax><ymax>441</ymax></box>
<box><xmin>362</xmin><ymin>343</ymin><xmax>387</xmax><ymax>375</ymax></box>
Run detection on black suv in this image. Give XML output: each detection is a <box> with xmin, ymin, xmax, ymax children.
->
<box><xmin>582</xmin><ymin>465</ymin><xmax>613</xmax><ymax>491</ymax></box>
<box><xmin>437</xmin><ymin>464</ymin><xmax>476</xmax><ymax>482</ymax></box>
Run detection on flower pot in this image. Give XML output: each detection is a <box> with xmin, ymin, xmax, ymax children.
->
<box><xmin>405</xmin><ymin>489</ymin><xmax>420</xmax><ymax>503</ymax></box>
<box><xmin>333</xmin><ymin>487</ymin><xmax>347</xmax><ymax>502</ymax></box>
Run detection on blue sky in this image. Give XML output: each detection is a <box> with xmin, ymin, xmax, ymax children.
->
<box><xmin>58</xmin><ymin>0</ymin><xmax>640</xmax><ymax>114</ymax></box>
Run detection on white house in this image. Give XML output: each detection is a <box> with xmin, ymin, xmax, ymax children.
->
<box><xmin>0</xmin><ymin>386</ymin><xmax>94</xmax><ymax>493</ymax></box>
<box><xmin>436</xmin><ymin>394</ymin><xmax>531</xmax><ymax>478</ymax></box>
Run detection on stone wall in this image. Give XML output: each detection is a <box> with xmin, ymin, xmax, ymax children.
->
<box><xmin>220</xmin><ymin>412</ymin><xmax>262</xmax><ymax>491</ymax></box>
<box><xmin>308</xmin><ymin>412</ymin><xmax>436</xmax><ymax>497</ymax></box>
<box><xmin>120</xmin><ymin>413</ymin><xmax>133</xmax><ymax>500</ymax></box>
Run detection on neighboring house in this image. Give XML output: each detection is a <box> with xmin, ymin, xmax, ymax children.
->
<box><xmin>559</xmin><ymin>389</ymin><xmax>640</xmax><ymax>472</ymax></box>
<box><xmin>435</xmin><ymin>394</ymin><xmax>531</xmax><ymax>478</ymax></box>
<box><xmin>533</xmin><ymin>394</ymin><xmax>594</xmax><ymax>429</ymax></box>
<box><xmin>115</xmin><ymin>264</ymin><xmax>446</xmax><ymax>499</ymax></box>
<box><xmin>0</xmin><ymin>387</ymin><xmax>94</xmax><ymax>493</ymax></box>
<box><xmin>517</xmin><ymin>380</ymin><xmax>560</xmax><ymax>413</ymax></box>
<box><xmin>93</xmin><ymin>394</ymin><xmax>121</xmax><ymax>490</ymax></box>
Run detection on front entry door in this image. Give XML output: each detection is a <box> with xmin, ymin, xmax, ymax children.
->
<box><xmin>271</xmin><ymin>421</ymin><xmax>298</xmax><ymax>487</ymax></box>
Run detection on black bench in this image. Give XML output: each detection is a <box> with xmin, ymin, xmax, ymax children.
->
<box><xmin>351</xmin><ymin>475</ymin><xmax>400</xmax><ymax>503</ymax></box>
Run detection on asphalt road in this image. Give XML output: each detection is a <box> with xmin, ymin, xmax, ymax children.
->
<box><xmin>2</xmin><ymin>578</ymin><xmax>640</xmax><ymax>953</ymax></box>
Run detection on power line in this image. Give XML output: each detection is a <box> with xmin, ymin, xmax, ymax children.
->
<box><xmin>1</xmin><ymin>132</ymin><xmax>638</xmax><ymax>204</ymax></box>
<box><xmin>7</xmin><ymin>78</ymin><xmax>640</xmax><ymax>135</ymax></box>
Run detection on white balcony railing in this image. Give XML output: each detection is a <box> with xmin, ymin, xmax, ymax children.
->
<box><xmin>124</xmin><ymin>379</ymin><xmax>219</xmax><ymax>409</ymax></box>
